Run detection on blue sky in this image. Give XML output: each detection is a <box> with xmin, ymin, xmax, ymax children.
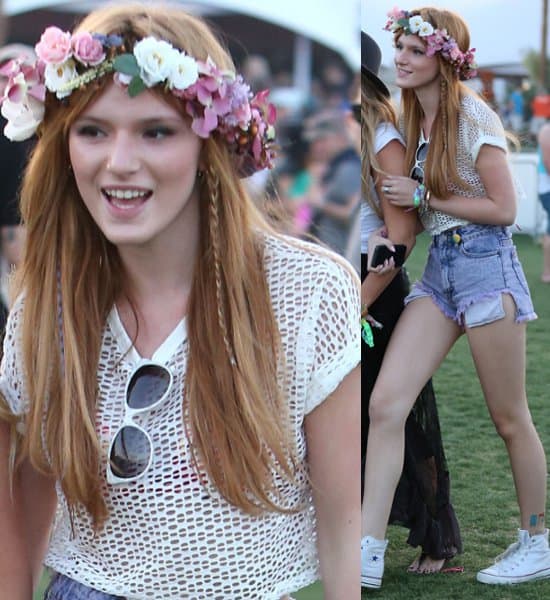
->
<box><xmin>364</xmin><ymin>0</ymin><xmax>549</xmax><ymax>67</ymax></box>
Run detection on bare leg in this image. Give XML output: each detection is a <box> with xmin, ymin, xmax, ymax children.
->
<box><xmin>362</xmin><ymin>297</ymin><xmax>461</xmax><ymax>540</ymax></box>
<box><xmin>466</xmin><ymin>294</ymin><xmax>547</xmax><ymax>534</ymax></box>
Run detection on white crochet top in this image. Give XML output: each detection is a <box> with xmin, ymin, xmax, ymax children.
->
<box><xmin>414</xmin><ymin>93</ymin><xmax>508</xmax><ymax>235</ymax></box>
<box><xmin>0</xmin><ymin>234</ymin><xmax>360</xmax><ymax>600</ymax></box>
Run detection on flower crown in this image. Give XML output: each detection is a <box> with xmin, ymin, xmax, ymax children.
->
<box><xmin>384</xmin><ymin>8</ymin><xmax>477</xmax><ymax>81</ymax></box>
<box><xmin>0</xmin><ymin>27</ymin><xmax>277</xmax><ymax>175</ymax></box>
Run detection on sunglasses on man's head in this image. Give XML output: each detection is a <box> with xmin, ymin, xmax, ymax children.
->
<box><xmin>107</xmin><ymin>361</ymin><xmax>173</xmax><ymax>485</ymax></box>
<box><xmin>351</xmin><ymin>103</ymin><xmax>361</xmax><ymax>124</ymax></box>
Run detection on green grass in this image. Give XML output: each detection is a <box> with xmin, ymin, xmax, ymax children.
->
<box><xmin>362</xmin><ymin>232</ymin><xmax>550</xmax><ymax>599</ymax></box>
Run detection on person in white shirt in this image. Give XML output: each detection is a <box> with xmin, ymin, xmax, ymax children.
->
<box><xmin>363</xmin><ymin>6</ymin><xmax>550</xmax><ymax>590</ymax></box>
<box><xmin>0</xmin><ymin>4</ymin><xmax>360</xmax><ymax>599</ymax></box>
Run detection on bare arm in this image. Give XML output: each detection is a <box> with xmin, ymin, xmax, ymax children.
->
<box><xmin>383</xmin><ymin>145</ymin><xmax>517</xmax><ymax>226</ymax></box>
<box><xmin>0</xmin><ymin>421</ymin><xmax>32</xmax><ymax>600</ymax></box>
<box><xmin>20</xmin><ymin>459</ymin><xmax>57</xmax><ymax>589</ymax></box>
<box><xmin>362</xmin><ymin>139</ymin><xmax>417</xmax><ymax>309</ymax></box>
<box><xmin>305</xmin><ymin>365</ymin><xmax>360</xmax><ymax>599</ymax></box>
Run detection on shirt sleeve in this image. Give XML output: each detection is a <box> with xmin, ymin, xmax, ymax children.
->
<box><xmin>0</xmin><ymin>296</ymin><xmax>28</xmax><ymax>418</ymax></box>
<box><xmin>302</xmin><ymin>255</ymin><xmax>360</xmax><ymax>414</ymax></box>
<box><xmin>464</xmin><ymin>96</ymin><xmax>508</xmax><ymax>164</ymax></box>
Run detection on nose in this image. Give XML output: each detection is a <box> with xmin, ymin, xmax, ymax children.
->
<box><xmin>106</xmin><ymin>131</ymin><xmax>140</xmax><ymax>175</ymax></box>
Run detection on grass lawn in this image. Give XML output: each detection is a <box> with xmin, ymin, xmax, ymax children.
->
<box><xmin>361</xmin><ymin>232</ymin><xmax>550</xmax><ymax>599</ymax></box>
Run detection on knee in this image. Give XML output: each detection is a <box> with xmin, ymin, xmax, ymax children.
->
<box><xmin>492</xmin><ymin>411</ymin><xmax>532</xmax><ymax>442</ymax></box>
<box><xmin>368</xmin><ymin>384</ymin><xmax>407</xmax><ymax>431</ymax></box>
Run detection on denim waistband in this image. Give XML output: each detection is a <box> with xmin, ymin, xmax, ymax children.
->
<box><xmin>432</xmin><ymin>224</ymin><xmax>510</xmax><ymax>246</ymax></box>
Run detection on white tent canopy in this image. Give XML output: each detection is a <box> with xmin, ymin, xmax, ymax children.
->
<box><xmin>3</xmin><ymin>0</ymin><xmax>360</xmax><ymax>68</ymax></box>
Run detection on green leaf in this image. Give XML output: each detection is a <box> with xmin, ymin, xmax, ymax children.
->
<box><xmin>113</xmin><ymin>54</ymin><xmax>139</xmax><ymax>76</ymax></box>
<box><xmin>128</xmin><ymin>76</ymin><xmax>147</xmax><ymax>97</ymax></box>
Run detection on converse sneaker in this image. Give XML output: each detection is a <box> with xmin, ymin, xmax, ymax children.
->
<box><xmin>361</xmin><ymin>535</ymin><xmax>388</xmax><ymax>589</ymax></box>
<box><xmin>477</xmin><ymin>529</ymin><xmax>550</xmax><ymax>584</ymax></box>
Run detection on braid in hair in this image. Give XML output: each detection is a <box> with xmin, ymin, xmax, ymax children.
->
<box><xmin>440</xmin><ymin>78</ymin><xmax>449</xmax><ymax>153</ymax></box>
<box><xmin>205</xmin><ymin>165</ymin><xmax>237</xmax><ymax>367</ymax></box>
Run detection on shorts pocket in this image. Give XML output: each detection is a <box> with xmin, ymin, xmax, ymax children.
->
<box><xmin>459</xmin><ymin>235</ymin><xmax>500</xmax><ymax>258</ymax></box>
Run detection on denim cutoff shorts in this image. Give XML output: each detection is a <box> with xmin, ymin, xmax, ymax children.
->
<box><xmin>45</xmin><ymin>573</ymin><xmax>124</xmax><ymax>600</ymax></box>
<box><xmin>44</xmin><ymin>572</ymin><xmax>298</xmax><ymax>600</ymax></box>
<box><xmin>540</xmin><ymin>192</ymin><xmax>550</xmax><ymax>235</ymax></box>
<box><xmin>405</xmin><ymin>224</ymin><xmax>537</xmax><ymax>328</ymax></box>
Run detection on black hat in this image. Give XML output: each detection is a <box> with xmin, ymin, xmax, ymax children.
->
<box><xmin>361</xmin><ymin>31</ymin><xmax>390</xmax><ymax>97</ymax></box>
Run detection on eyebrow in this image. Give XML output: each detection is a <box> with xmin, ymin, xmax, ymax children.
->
<box><xmin>397</xmin><ymin>39</ymin><xmax>426</xmax><ymax>52</ymax></box>
<box><xmin>74</xmin><ymin>115</ymin><xmax>184</xmax><ymax>126</ymax></box>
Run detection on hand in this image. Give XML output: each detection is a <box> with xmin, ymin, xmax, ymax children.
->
<box><xmin>380</xmin><ymin>176</ymin><xmax>419</xmax><ymax>208</ymax></box>
<box><xmin>367</xmin><ymin>233</ymin><xmax>396</xmax><ymax>274</ymax></box>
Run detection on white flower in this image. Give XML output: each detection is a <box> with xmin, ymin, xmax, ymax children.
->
<box><xmin>133</xmin><ymin>37</ymin><xmax>177</xmax><ymax>87</ymax></box>
<box><xmin>44</xmin><ymin>59</ymin><xmax>78</xmax><ymax>99</ymax></box>
<box><xmin>1</xmin><ymin>96</ymin><xmax>44</xmax><ymax>141</ymax></box>
<box><xmin>167</xmin><ymin>51</ymin><xmax>199</xmax><ymax>91</ymax></box>
<box><xmin>418</xmin><ymin>22</ymin><xmax>435</xmax><ymax>37</ymax></box>
<box><xmin>408</xmin><ymin>16</ymin><xmax>425</xmax><ymax>33</ymax></box>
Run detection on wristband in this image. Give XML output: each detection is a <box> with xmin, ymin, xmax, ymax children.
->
<box><xmin>361</xmin><ymin>318</ymin><xmax>374</xmax><ymax>347</ymax></box>
<box><xmin>412</xmin><ymin>183</ymin><xmax>426</xmax><ymax>208</ymax></box>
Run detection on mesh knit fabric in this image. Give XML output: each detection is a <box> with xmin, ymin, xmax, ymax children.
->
<box><xmin>0</xmin><ymin>234</ymin><xmax>360</xmax><ymax>599</ymax></box>
<box><xmin>415</xmin><ymin>93</ymin><xmax>509</xmax><ymax>236</ymax></box>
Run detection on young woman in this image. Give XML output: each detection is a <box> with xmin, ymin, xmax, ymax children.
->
<box><xmin>361</xmin><ymin>31</ymin><xmax>461</xmax><ymax>588</ymax></box>
<box><xmin>363</xmin><ymin>7</ymin><xmax>550</xmax><ymax>589</ymax></box>
<box><xmin>0</xmin><ymin>5</ymin><xmax>360</xmax><ymax>599</ymax></box>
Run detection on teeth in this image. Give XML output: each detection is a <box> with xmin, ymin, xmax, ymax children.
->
<box><xmin>104</xmin><ymin>189</ymin><xmax>149</xmax><ymax>200</ymax></box>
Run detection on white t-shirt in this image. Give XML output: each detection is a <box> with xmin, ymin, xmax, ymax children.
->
<box><xmin>0</xmin><ymin>234</ymin><xmax>360</xmax><ymax>600</ymax></box>
<box><xmin>361</xmin><ymin>122</ymin><xmax>404</xmax><ymax>253</ymax></box>
<box><xmin>412</xmin><ymin>93</ymin><xmax>509</xmax><ymax>235</ymax></box>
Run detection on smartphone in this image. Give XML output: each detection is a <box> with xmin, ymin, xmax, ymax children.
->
<box><xmin>370</xmin><ymin>244</ymin><xmax>407</xmax><ymax>268</ymax></box>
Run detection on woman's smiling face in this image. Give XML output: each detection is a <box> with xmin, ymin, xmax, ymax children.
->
<box><xmin>69</xmin><ymin>81</ymin><xmax>203</xmax><ymax>251</ymax></box>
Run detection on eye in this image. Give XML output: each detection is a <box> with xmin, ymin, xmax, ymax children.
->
<box><xmin>75</xmin><ymin>124</ymin><xmax>105</xmax><ymax>138</ymax></box>
<box><xmin>144</xmin><ymin>127</ymin><xmax>175</xmax><ymax>139</ymax></box>
<box><xmin>394</xmin><ymin>42</ymin><xmax>403</xmax><ymax>50</ymax></box>
<box><xmin>414</xmin><ymin>49</ymin><xmax>425</xmax><ymax>56</ymax></box>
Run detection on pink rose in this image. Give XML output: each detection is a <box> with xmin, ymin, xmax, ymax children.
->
<box><xmin>71</xmin><ymin>32</ymin><xmax>105</xmax><ymax>66</ymax></box>
<box><xmin>35</xmin><ymin>26</ymin><xmax>72</xmax><ymax>65</ymax></box>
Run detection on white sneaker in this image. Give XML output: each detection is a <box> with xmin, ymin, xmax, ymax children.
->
<box><xmin>477</xmin><ymin>529</ymin><xmax>550</xmax><ymax>584</ymax></box>
<box><xmin>361</xmin><ymin>535</ymin><xmax>388</xmax><ymax>589</ymax></box>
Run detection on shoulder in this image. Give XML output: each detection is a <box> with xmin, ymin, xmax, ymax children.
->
<box><xmin>375</xmin><ymin>122</ymin><xmax>404</xmax><ymax>153</ymax></box>
<box><xmin>263</xmin><ymin>233</ymin><xmax>359</xmax><ymax>296</ymax></box>
<box><xmin>459</xmin><ymin>93</ymin><xmax>504</xmax><ymax>135</ymax></box>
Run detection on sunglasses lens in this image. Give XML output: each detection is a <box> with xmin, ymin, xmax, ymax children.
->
<box><xmin>416</xmin><ymin>142</ymin><xmax>428</xmax><ymax>163</ymax></box>
<box><xmin>110</xmin><ymin>425</ymin><xmax>151</xmax><ymax>479</ymax></box>
<box><xmin>127</xmin><ymin>364</ymin><xmax>171</xmax><ymax>409</ymax></box>
<box><xmin>411</xmin><ymin>166</ymin><xmax>424</xmax><ymax>182</ymax></box>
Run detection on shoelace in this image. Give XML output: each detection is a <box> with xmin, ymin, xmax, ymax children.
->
<box><xmin>493</xmin><ymin>540</ymin><xmax>529</xmax><ymax>569</ymax></box>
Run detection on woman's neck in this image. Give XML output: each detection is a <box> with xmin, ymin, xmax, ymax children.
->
<box><xmin>414</xmin><ymin>78</ymin><xmax>441</xmax><ymax>139</ymax></box>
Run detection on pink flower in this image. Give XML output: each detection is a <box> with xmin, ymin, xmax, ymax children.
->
<box><xmin>187</xmin><ymin>104</ymin><xmax>218</xmax><ymax>138</ymax></box>
<box><xmin>71</xmin><ymin>32</ymin><xmax>105</xmax><ymax>66</ymax></box>
<box><xmin>35</xmin><ymin>26</ymin><xmax>72</xmax><ymax>65</ymax></box>
<box><xmin>388</xmin><ymin>6</ymin><xmax>405</xmax><ymax>19</ymax></box>
<box><xmin>448</xmin><ymin>45</ymin><xmax>462</xmax><ymax>61</ymax></box>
